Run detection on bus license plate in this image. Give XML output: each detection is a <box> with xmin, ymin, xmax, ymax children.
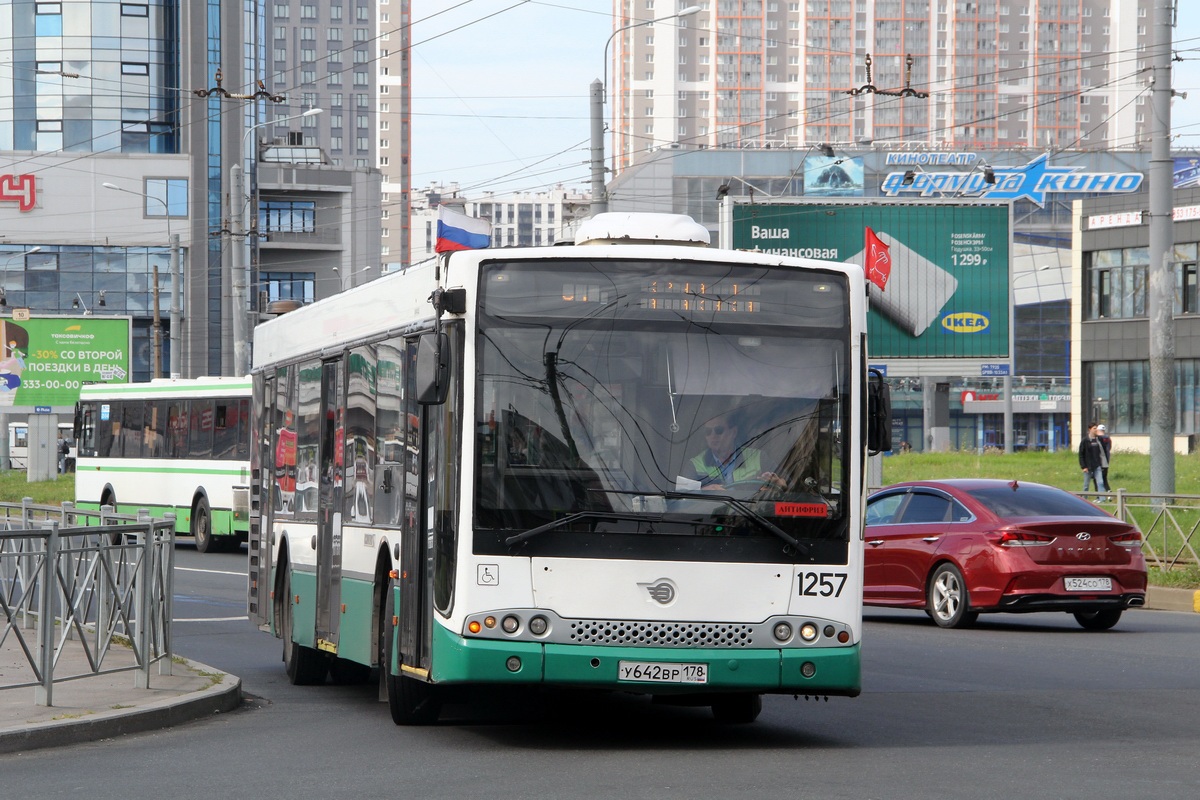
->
<box><xmin>618</xmin><ymin>661</ymin><xmax>708</xmax><ymax>684</ymax></box>
<box><xmin>1064</xmin><ymin>576</ymin><xmax>1112</xmax><ymax>592</ymax></box>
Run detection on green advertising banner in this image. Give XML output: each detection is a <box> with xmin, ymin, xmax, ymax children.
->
<box><xmin>730</xmin><ymin>201</ymin><xmax>1011</xmax><ymax>360</ymax></box>
<box><xmin>0</xmin><ymin>316</ymin><xmax>132</xmax><ymax>408</ymax></box>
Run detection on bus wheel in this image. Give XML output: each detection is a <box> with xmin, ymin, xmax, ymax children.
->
<box><xmin>192</xmin><ymin>497</ymin><xmax>214</xmax><ymax>553</ymax></box>
<box><xmin>281</xmin><ymin>567</ymin><xmax>328</xmax><ymax>685</ymax></box>
<box><xmin>382</xmin><ymin>582</ymin><xmax>440</xmax><ymax>725</ymax></box>
<box><xmin>101</xmin><ymin>490</ymin><xmax>122</xmax><ymax>546</ymax></box>
<box><xmin>329</xmin><ymin>657</ymin><xmax>371</xmax><ymax>685</ymax></box>
<box><xmin>711</xmin><ymin>693</ymin><xmax>763</xmax><ymax>724</ymax></box>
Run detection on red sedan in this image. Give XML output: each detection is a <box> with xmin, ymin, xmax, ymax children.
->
<box><xmin>864</xmin><ymin>479</ymin><xmax>1147</xmax><ymax>630</ymax></box>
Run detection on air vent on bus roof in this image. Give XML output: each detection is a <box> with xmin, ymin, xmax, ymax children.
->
<box><xmin>573</xmin><ymin>212</ymin><xmax>710</xmax><ymax>247</ymax></box>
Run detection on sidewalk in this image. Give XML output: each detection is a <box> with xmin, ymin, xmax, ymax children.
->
<box><xmin>0</xmin><ymin>633</ymin><xmax>241</xmax><ymax>755</ymax></box>
<box><xmin>1144</xmin><ymin>585</ymin><xmax>1200</xmax><ymax>613</ymax></box>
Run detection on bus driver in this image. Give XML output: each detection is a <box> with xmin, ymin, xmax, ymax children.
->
<box><xmin>683</xmin><ymin>411</ymin><xmax>785</xmax><ymax>492</ymax></box>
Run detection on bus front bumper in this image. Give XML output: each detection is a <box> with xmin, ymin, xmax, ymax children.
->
<box><xmin>430</xmin><ymin>624</ymin><xmax>860</xmax><ymax>696</ymax></box>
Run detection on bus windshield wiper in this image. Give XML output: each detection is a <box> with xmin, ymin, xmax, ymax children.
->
<box><xmin>669</xmin><ymin>491</ymin><xmax>810</xmax><ymax>555</ymax></box>
<box><xmin>504</xmin><ymin>511</ymin><xmax>652</xmax><ymax>547</ymax></box>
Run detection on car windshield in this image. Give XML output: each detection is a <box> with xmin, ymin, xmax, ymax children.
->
<box><xmin>965</xmin><ymin>484</ymin><xmax>1112</xmax><ymax>518</ymax></box>
<box><xmin>472</xmin><ymin>257</ymin><xmax>852</xmax><ymax>563</ymax></box>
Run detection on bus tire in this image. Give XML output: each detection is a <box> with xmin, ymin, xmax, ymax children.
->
<box><xmin>281</xmin><ymin>567</ymin><xmax>328</xmax><ymax>685</ymax></box>
<box><xmin>711</xmin><ymin>693</ymin><xmax>763</xmax><ymax>724</ymax></box>
<box><xmin>382</xmin><ymin>581</ymin><xmax>440</xmax><ymax>725</ymax></box>
<box><xmin>192</xmin><ymin>496</ymin><xmax>214</xmax><ymax>553</ymax></box>
<box><xmin>329</xmin><ymin>657</ymin><xmax>371</xmax><ymax>685</ymax></box>
<box><xmin>101</xmin><ymin>490</ymin><xmax>122</xmax><ymax>545</ymax></box>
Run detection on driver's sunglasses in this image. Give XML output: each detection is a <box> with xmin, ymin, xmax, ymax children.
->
<box><xmin>704</xmin><ymin>425</ymin><xmax>727</xmax><ymax>436</ymax></box>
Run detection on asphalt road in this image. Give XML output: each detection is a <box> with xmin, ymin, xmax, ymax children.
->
<box><xmin>6</xmin><ymin>545</ymin><xmax>1199</xmax><ymax>799</ymax></box>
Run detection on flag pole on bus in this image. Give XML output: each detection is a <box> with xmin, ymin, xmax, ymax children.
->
<box><xmin>435</xmin><ymin>206</ymin><xmax>491</xmax><ymax>279</ymax></box>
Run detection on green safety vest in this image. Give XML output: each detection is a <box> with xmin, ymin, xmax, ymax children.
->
<box><xmin>690</xmin><ymin>448</ymin><xmax>763</xmax><ymax>485</ymax></box>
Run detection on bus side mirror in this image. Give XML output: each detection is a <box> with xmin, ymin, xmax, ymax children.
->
<box><xmin>416</xmin><ymin>332</ymin><xmax>450</xmax><ymax>405</ymax></box>
<box><xmin>867</xmin><ymin>369</ymin><xmax>892</xmax><ymax>455</ymax></box>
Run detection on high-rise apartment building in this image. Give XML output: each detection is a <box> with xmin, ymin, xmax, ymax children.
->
<box><xmin>376</xmin><ymin>0</ymin><xmax>411</xmax><ymax>269</ymax></box>
<box><xmin>611</xmin><ymin>0</ymin><xmax>1149</xmax><ymax>171</ymax></box>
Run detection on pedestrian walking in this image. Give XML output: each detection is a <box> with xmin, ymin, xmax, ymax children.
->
<box><xmin>1096</xmin><ymin>423</ymin><xmax>1112</xmax><ymax>493</ymax></box>
<box><xmin>1078</xmin><ymin>423</ymin><xmax>1106</xmax><ymax>495</ymax></box>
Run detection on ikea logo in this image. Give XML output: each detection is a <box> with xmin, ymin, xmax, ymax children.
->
<box><xmin>942</xmin><ymin>312</ymin><xmax>990</xmax><ymax>333</ymax></box>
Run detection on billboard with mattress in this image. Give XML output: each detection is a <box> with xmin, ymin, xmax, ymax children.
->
<box><xmin>723</xmin><ymin>200</ymin><xmax>1012</xmax><ymax>368</ymax></box>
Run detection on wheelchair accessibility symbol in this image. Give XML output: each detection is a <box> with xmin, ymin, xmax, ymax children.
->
<box><xmin>477</xmin><ymin>564</ymin><xmax>499</xmax><ymax>586</ymax></box>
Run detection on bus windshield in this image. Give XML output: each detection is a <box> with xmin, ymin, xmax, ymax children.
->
<box><xmin>474</xmin><ymin>258</ymin><xmax>852</xmax><ymax>564</ymax></box>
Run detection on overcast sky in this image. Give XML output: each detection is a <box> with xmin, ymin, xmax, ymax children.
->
<box><xmin>409</xmin><ymin>2</ymin><xmax>1200</xmax><ymax>195</ymax></box>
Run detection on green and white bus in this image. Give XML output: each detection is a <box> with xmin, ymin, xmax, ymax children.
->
<box><xmin>74</xmin><ymin>376</ymin><xmax>251</xmax><ymax>553</ymax></box>
<box><xmin>248</xmin><ymin>213</ymin><xmax>890</xmax><ymax>724</ymax></box>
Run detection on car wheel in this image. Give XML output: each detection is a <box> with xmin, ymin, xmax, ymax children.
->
<box><xmin>1073</xmin><ymin>609</ymin><xmax>1123</xmax><ymax>631</ymax></box>
<box><xmin>927</xmin><ymin>563</ymin><xmax>978</xmax><ymax>629</ymax></box>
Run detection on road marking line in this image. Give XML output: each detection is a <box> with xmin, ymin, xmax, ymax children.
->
<box><xmin>175</xmin><ymin>566</ymin><xmax>246</xmax><ymax>577</ymax></box>
<box><xmin>174</xmin><ymin>616</ymin><xmax>250</xmax><ymax>622</ymax></box>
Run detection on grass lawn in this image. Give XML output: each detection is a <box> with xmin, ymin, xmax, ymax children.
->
<box><xmin>0</xmin><ymin>470</ymin><xmax>76</xmax><ymax>506</ymax></box>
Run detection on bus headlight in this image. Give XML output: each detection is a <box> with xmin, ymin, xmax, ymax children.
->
<box><xmin>799</xmin><ymin>623</ymin><xmax>819</xmax><ymax>642</ymax></box>
<box><xmin>501</xmin><ymin>615</ymin><xmax>520</xmax><ymax>634</ymax></box>
<box><xmin>772</xmin><ymin>622</ymin><xmax>793</xmax><ymax>642</ymax></box>
<box><xmin>528</xmin><ymin>615</ymin><xmax>548</xmax><ymax>636</ymax></box>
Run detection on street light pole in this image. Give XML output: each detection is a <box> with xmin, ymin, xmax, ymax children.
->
<box><xmin>233</xmin><ymin>107</ymin><xmax>322</xmax><ymax>376</ymax></box>
<box><xmin>103</xmin><ymin>182</ymin><xmax>177</xmax><ymax>378</ymax></box>
<box><xmin>1148</xmin><ymin>0</ymin><xmax>1175</xmax><ymax>495</ymax></box>
<box><xmin>589</xmin><ymin>6</ymin><xmax>700</xmax><ymax>216</ymax></box>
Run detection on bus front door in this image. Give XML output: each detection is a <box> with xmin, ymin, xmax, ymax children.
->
<box><xmin>399</xmin><ymin>338</ymin><xmax>432</xmax><ymax>676</ymax></box>
<box><xmin>315</xmin><ymin>358</ymin><xmax>346</xmax><ymax>652</ymax></box>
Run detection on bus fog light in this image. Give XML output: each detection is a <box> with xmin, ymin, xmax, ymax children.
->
<box><xmin>799</xmin><ymin>623</ymin><xmax>819</xmax><ymax>642</ymax></box>
<box><xmin>506</xmin><ymin>656</ymin><xmax>522</xmax><ymax>672</ymax></box>
<box><xmin>801</xmin><ymin>661</ymin><xmax>816</xmax><ymax>678</ymax></box>
<box><xmin>529</xmin><ymin>615</ymin><xmax>548</xmax><ymax>636</ymax></box>
<box><xmin>772</xmin><ymin>622</ymin><xmax>792</xmax><ymax>642</ymax></box>
<box><xmin>501</xmin><ymin>615</ymin><xmax>520</xmax><ymax>634</ymax></box>
<box><xmin>823</xmin><ymin>625</ymin><xmax>835</xmax><ymax>638</ymax></box>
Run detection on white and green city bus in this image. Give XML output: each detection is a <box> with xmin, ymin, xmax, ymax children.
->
<box><xmin>74</xmin><ymin>376</ymin><xmax>252</xmax><ymax>552</ymax></box>
<box><xmin>247</xmin><ymin>213</ymin><xmax>890</xmax><ymax>724</ymax></box>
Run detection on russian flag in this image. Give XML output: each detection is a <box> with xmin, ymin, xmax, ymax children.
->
<box><xmin>435</xmin><ymin>205</ymin><xmax>492</xmax><ymax>253</ymax></box>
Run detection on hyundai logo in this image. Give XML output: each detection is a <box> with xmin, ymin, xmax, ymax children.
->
<box><xmin>639</xmin><ymin>579</ymin><xmax>676</xmax><ymax>605</ymax></box>
<box><xmin>1076</xmin><ymin>532</ymin><xmax>1092</xmax><ymax>541</ymax></box>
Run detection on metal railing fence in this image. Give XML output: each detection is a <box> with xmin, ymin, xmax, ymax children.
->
<box><xmin>1087</xmin><ymin>489</ymin><xmax>1200</xmax><ymax>570</ymax></box>
<box><xmin>0</xmin><ymin>499</ymin><xmax>175</xmax><ymax>706</ymax></box>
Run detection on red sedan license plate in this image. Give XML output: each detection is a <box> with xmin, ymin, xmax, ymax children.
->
<box><xmin>618</xmin><ymin>661</ymin><xmax>708</xmax><ymax>684</ymax></box>
<box><xmin>1064</xmin><ymin>576</ymin><xmax>1112</xmax><ymax>592</ymax></box>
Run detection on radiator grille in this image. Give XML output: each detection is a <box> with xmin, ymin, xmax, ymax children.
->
<box><xmin>567</xmin><ymin>620</ymin><xmax>755</xmax><ymax>648</ymax></box>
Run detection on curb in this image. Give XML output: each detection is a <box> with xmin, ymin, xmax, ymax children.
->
<box><xmin>1144</xmin><ymin>586</ymin><xmax>1200</xmax><ymax>614</ymax></box>
<box><xmin>0</xmin><ymin>659</ymin><xmax>242</xmax><ymax>755</ymax></box>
